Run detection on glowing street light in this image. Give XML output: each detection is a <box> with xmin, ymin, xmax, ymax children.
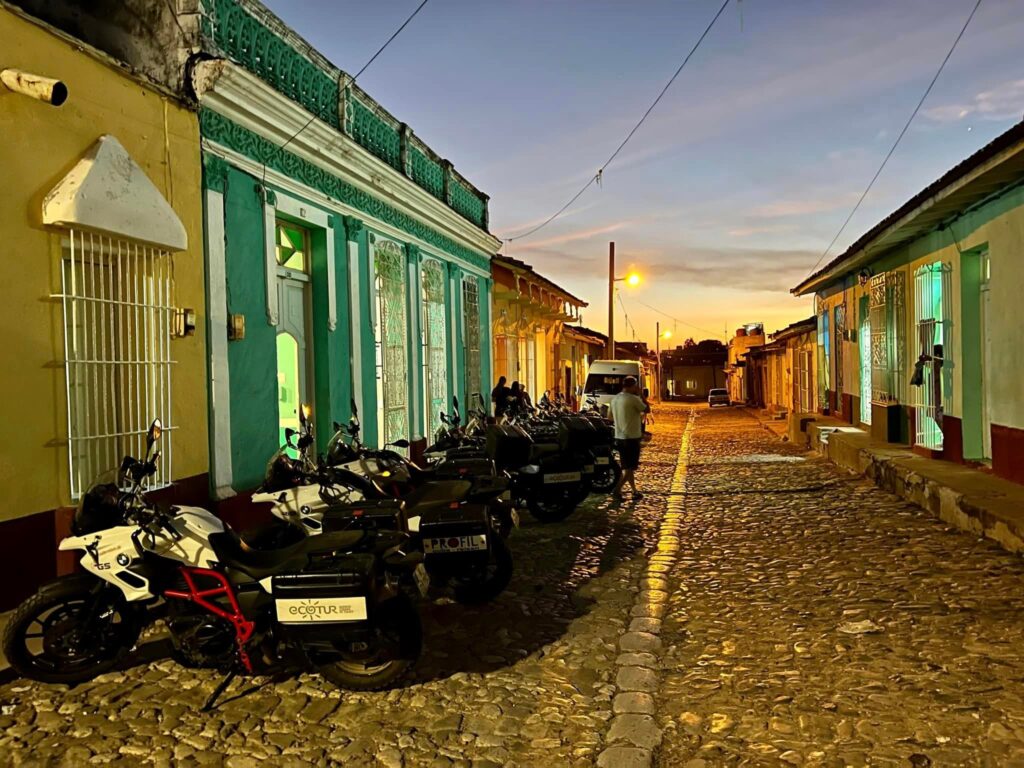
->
<box><xmin>626</xmin><ymin>272</ymin><xmax>641</xmax><ymax>287</ymax></box>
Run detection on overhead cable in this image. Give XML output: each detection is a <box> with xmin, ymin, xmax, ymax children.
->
<box><xmin>505</xmin><ymin>0</ymin><xmax>732</xmax><ymax>242</ymax></box>
<box><xmin>802</xmin><ymin>0</ymin><xmax>984</xmax><ymax>279</ymax></box>
<box><xmin>260</xmin><ymin>0</ymin><xmax>431</xmax><ymax>186</ymax></box>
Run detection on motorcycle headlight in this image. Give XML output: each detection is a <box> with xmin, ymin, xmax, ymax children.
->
<box><xmin>520</xmin><ymin>464</ymin><xmax>541</xmax><ymax>475</ymax></box>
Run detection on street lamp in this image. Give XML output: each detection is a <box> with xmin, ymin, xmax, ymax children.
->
<box><xmin>655</xmin><ymin>325</ymin><xmax>672</xmax><ymax>401</ymax></box>
<box><xmin>607</xmin><ymin>241</ymin><xmax>641</xmax><ymax>359</ymax></box>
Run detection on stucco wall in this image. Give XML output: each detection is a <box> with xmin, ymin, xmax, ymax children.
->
<box><xmin>0</xmin><ymin>7</ymin><xmax>208</xmax><ymax>522</ymax></box>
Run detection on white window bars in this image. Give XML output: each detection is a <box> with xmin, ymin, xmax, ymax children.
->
<box><xmin>462</xmin><ymin>277</ymin><xmax>482</xmax><ymax>402</ymax></box>
<box><xmin>56</xmin><ymin>229</ymin><xmax>175</xmax><ymax>499</ymax></box>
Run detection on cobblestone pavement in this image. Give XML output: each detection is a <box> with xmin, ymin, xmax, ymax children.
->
<box><xmin>656</xmin><ymin>407</ymin><xmax>1024</xmax><ymax>767</ymax></box>
<box><xmin>0</xmin><ymin>407</ymin><xmax>690</xmax><ymax>768</ymax></box>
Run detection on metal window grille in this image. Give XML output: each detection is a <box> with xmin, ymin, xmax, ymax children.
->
<box><xmin>462</xmin><ymin>277</ymin><xmax>481</xmax><ymax>401</ymax></box>
<box><xmin>912</xmin><ymin>262</ymin><xmax>953</xmax><ymax>449</ymax></box>
<box><xmin>56</xmin><ymin>229</ymin><xmax>175</xmax><ymax>499</ymax></box>
<box><xmin>373</xmin><ymin>239</ymin><xmax>409</xmax><ymax>446</ymax></box>
<box><xmin>869</xmin><ymin>271</ymin><xmax>907</xmax><ymax>404</ymax></box>
<box><xmin>421</xmin><ymin>259</ymin><xmax>447</xmax><ymax>440</ymax></box>
<box><xmin>817</xmin><ymin>308</ymin><xmax>830</xmax><ymax>408</ymax></box>
<box><xmin>834</xmin><ymin>303</ymin><xmax>846</xmax><ymax>413</ymax></box>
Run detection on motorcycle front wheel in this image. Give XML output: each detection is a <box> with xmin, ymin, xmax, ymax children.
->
<box><xmin>3</xmin><ymin>575</ymin><xmax>140</xmax><ymax>685</ymax></box>
<box><xmin>316</xmin><ymin>594</ymin><xmax>421</xmax><ymax>691</ymax></box>
<box><xmin>452</xmin><ymin>536</ymin><xmax>514</xmax><ymax>605</ymax></box>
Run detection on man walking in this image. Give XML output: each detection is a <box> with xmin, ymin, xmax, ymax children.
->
<box><xmin>610</xmin><ymin>376</ymin><xmax>650</xmax><ymax>500</ymax></box>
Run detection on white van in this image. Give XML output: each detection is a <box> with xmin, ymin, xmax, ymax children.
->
<box><xmin>581</xmin><ymin>360</ymin><xmax>647</xmax><ymax>413</ymax></box>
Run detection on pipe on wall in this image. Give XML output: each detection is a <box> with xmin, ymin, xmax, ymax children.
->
<box><xmin>1</xmin><ymin>68</ymin><xmax>67</xmax><ymax>106</ymax></box>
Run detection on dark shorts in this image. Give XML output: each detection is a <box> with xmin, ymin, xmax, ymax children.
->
<box><xmin>616</xmin><ymin>438</ymin><xmax>642</xmax><ymax>470</ymax></box>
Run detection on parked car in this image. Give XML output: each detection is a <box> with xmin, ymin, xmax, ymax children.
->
<box><xmin>708</xmin><ymin>388</ymin><xmax>730</xmax><ymax>407</ymax></box>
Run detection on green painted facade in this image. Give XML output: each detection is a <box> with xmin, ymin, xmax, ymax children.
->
<box><xmin>198</xmin><ymin>0</ymin><xmax>488</xmax><ymax>230</ymax></box>
<box><xmin>197</xmin><ymin>1</ymin><xmax>494</xmax><ymax>493</ymax></box>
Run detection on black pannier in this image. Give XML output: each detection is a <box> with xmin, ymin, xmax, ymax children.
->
<box><xmin>320</xmin><ymin>499</ymin><xmax>406</xmax><ymax>532</ymax></box>
<box><xmin>419</xmin><ymin>503</ymin><xmax>490</xmax><ymax>573</ymax></box>
<box><xmin>272</xmin><ymin>554</ymin><xmax>374</xmax><ymax>598</ymax></box>
<box><xmin>558</xmin><ymin>416</ymin><xmax>597</xmax><ymax>454</ymax></box>
<box><xmin>486</xmin><ymin>424</ymin><xmax>533</xmax><ymax>468</ymax></box>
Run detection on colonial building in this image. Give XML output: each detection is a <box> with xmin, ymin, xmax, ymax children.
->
<box><xmin>563</xmin><ymin>325</ymin><xmax>607</xmax><ymax>406</ymax></box>
<box><xmin>15</xmin><ymin>0</ymin><xmax>500</xmax><ymax>495</ymax></box>
<box><xmin>661</xmin><ymin>340</ymin><xmax>727</xmax><ymax>401</ymax></box>
<box><xmin>491</xmin><ymin>255</ymin><xmax>586</xmax><ymax>404</ymax></box>
<box><xmin>0</xmin><ymin>3</ymin><xmax>209</xmax><ymax>607</ymax></box>
<box><xmin>746</xmin><ymin>317</ymin><xmax>816</xmax><ymax>417</ymax></box>
<box><xmin>724</xmin><ymin>323</ymin><xmax>765</xmax><ymax>404</ymax></box>
<box><xmin>792</xmin><ymin>119</ymin><xmax>1024</xmax><ymax>484</ymax></box>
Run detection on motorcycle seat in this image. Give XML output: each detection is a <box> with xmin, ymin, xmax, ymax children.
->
<box><xmin>401</xmin><ymin>480</ymin><xmax>472</xmax><ymax>510</ymax></box>
<box><xmin>209</xmin><ymin>529</ymin><xmax>368</xmax><ymax>579</ymax></box>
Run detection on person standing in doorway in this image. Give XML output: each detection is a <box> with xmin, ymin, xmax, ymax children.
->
<box><xmin>491</xmin><ymin>376</ymin><xmax>510</xmax><ymax>418</ymax></box>
<box><xmin>610</xmin><ymin>376</ymin><xmax>650</xmax><ymax>499</ymax></box>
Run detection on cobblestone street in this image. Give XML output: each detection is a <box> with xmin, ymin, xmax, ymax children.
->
<box><xmin>657</xmin><ymin>407</ymin><xmax>1024</xmax><ymax>767</ymax></box>
<box><xmin>4</xmin><ymin>405</ymin><xmax>1024</xmax><ymax>767</ymax></box>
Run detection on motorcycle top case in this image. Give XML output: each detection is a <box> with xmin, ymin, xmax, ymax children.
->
<box><xmin>319</xmin><ymin>498</ymin><xmax>405</xmax><ymax>533</ymax></box>
<box><xmin>272</xmin><ymin>553</ymin><xmax>374</xmax><ymax>625</ymax></box>
<box><xmin>419</xmin><ymin>503</ymin><xmax>490</xmax><ymax>569</ymax></box>
<box><xmin>558</xmin><ymin>416</ymin><xmax>598</xmax><ymax>454</ymax></box>
<box><xmin>486</xmin><ymin>424</ymin><xmax>533</xmax><ymax>468</ymax></box>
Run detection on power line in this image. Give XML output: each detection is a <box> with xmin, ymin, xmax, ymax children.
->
<box><xmin>631</xmin><ymin>297</ymin><xmax>726</xmax><ymax>340</ymax></box>
<box><xmin>802</xmin><ymin>0</ymin><xmax>983</xmax><ymax>279</ymax></box>
<box><xmin>261</xmin><ymin>0</ymin><xmax>431</xmax><ymax>186</ymax></box>
<box><xmin>505</xmin><ymin>0</ymin><xmax>732</xmax><ymax>242</ymax></box>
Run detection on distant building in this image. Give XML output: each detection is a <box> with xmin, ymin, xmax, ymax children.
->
<box><xmin>661</xmin><ymin>341</ymin><xmax>727</xmax><ymax>400</ymax></box>
<box><xmin>725</xmin><ymin>323</ymin><xmax>765</xmax><ymax>403</ymax></box>
<box><xmin>563</xmin><ymin>325</ymin><xmax>607</xmax><ymax>405</ymax></box>
<box><xmin>491</xmin><ymin>255</ymin><xmax>586</xmax><ymax>405</ymax></box>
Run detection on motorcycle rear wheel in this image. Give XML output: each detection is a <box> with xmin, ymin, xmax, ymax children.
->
<box><xmin>452</xmin><ymin>536</ymin><xmax>514</xmax><ymax>605</ymax></box>
<box><xmin>316</xmin><ymin>595</ymin><xmax>421</xmax><ymax>691</ymax></box>
<box><xmin>590</xmin><ymin>461</ymin><xmax>622</xmax><ymax>494</ymax></box>
<box><xmin>3</xmin><ymin>576</ymin><xmax>140</xmax><ymax>685</ymax></box>
<box><xmin>527</xmin><ymin>489</ymin><xmax>578</xmax><ymax>523</ymax></box>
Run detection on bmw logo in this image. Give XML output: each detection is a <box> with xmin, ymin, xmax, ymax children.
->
<box><xmin>116</xmin><ymin>553</ymin><xmax>130</xmax><ymax>567</ymax></box>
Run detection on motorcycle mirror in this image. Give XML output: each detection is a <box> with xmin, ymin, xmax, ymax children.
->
<box><xmin>333</xmin><ymin>421</ymin><xmax>342</xmax><ymax>432</ymax></box>
<box><xmin>285</xmin><ymin>427</ymin><xmax>297</xmax><ymax>448</ymax></box>
<box><xmin>452</xmin><ymin>395</ymin><xmax>459</xmax><ymax>411</ymax></box>
<box><xmin>146</xmin><ymin>419</ymin><xmax>163</xmax><ymax>451</ymax></box>
<box><xmin>300</xmin><ymin>403</ymin><xmax>312</xmax><ymax>425</ymax></box>
<box><xmin>351</xmin><ymin>398</ymin><xmax>359</xmax><ymax>418</ymax></box>
<box><xmin>391</xmin><ymin>439</ymin><xmax>410</xmax><ymax>448</ymax></box>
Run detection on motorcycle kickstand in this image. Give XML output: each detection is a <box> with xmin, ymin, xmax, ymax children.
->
<box><xmin>202</xmin><ymin>668</ymin><xmax>237</xmax><ymax>712</ymax></box>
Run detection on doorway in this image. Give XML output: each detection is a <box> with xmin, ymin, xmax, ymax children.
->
<box><xmin>859</xmin><ymin>296</ymin><xmax>872</xmax><ymax>425</ymax></box>
<box><xmin>274</xmin><ymin>220</ymin><xmax>313</xmax><ymax>453</ymax></box>
<box><xmin>373</xmin><ymin>237</ymin><xmax>409</xmax><ymax>447</ymax></box>
<box><xmin>980</xmin><ymin>250</ymin><xmax>993</xmax><ymax>460</ymax></box>
<box><xmin>421</xmin><ymin>258</ymin><xmax>447</xmax><ymax>441</ymax></box>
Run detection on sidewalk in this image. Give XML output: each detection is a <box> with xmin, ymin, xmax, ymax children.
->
<box><xmin>749</xmin><ymin>407</ymin><xmax>1024</xmax><ymax>556</ymax></box>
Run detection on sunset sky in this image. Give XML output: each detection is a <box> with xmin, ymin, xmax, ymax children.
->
<box><xmin>266</xmin><ymin>0</ymin><xmax>1024</xmax><ymax>344</ymax></box>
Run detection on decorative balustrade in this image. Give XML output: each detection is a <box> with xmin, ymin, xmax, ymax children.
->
<box><xmin>200</xmin><ymin>0</ymin><xmax>489</xmax><ymax>230</ymax></box>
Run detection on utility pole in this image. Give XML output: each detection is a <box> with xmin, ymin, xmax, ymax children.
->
<box><xmin>656</xmin><ymin>321</ymin><xmax>662</xmax><ymax>402</ymax></box>
<box><xmin>607</xmin><ymin>241</ymin><xmax>615</xmax><ymax>360</ymax></box>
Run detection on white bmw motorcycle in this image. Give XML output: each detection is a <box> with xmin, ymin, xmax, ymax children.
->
<box><xmin>2</xmin><ymin>420</ymin><xmax>422</xmax><ymax>703</ymax></box>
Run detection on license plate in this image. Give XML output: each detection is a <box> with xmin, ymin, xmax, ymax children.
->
<box><xmin>276</xmin><ymin>596</ymin><xmax>367</xmax><ymax>623</ymax></box>
<box><xmin>596</xmin><ymin>456</ymin><xmax>610</xmax><ymax>465</ymax></box>
<box><xmin>584</xmin><ymin>465</ymin><xmax>595</xmax><ymax>473</ymax></box>
<box><xmin>510</xmin><ymin>509</ymin><xmax>520</xmax><ymax>528</ymax></box>
<box><xmin>423</xmin><ymin>534</ymin><xmax>488</xmax><ymax>553</ymax></box>
<box><xmin>544</xmin><ymin>471</ymin><xmax>581</xmax><ymax>484</ymax></box>
<box><xmin>413</xmin><ymin>563</ymin><xmax>430</xmax><ymax>597</ymax></box>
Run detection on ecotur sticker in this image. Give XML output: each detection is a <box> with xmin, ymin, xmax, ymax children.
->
<box><xmin>275</xmin><ymin>597</ymin><xmax>368</xmax><ymax>623</ymax></box>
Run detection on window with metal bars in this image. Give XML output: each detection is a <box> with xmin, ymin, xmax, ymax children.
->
<box><xmin>57</xmin><ymin>230</ymin><xmax>175</xmax><ymax>499</ymax></box>
<box><xmin>462</xmin><ymin>277</ymin><xmax>482</xmax><ymax>402</ymax></box>
<box><xmin>912</xmin><ymin>262</ymin><xmax>953</xmax><ymax>450</ymax></box>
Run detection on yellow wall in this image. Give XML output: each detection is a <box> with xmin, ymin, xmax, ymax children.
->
<box><xmin>0</xmin><ymin>7</ymin><xmax>208</xmax><ymax>521</ymax></box>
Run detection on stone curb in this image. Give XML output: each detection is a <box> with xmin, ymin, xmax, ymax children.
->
<box><xmin>597</xmin><ymin>414</ymin><xmax>695</xmax><ymax>768</ymax></box>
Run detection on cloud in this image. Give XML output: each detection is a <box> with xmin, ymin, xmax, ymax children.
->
<box><xmin>727</xmin><ymin>223</ymin><xmax>799</xmax><ymax>237</ymax></box>
<box><xmin>750</xmin><ymin>192</ymin><xmax>859</xmax><ymax>218</ymax></box>
<box><xmin>923</xmin><ymin>79</ymin><xmax>1024</xmax><ymax>123</ymax></box>
<box><xmin>642</xmin><ymin>247</ymin><xmax>819</xmax><ymax>293</ymax></box>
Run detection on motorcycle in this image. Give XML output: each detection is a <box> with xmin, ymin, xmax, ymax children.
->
<box><xmin>253</xmin><ymin>405</ymin><xmax>514</xmax><ymax>605</ymax></box>
<box><xmin>2</xmin><ymin>420</ymin><xmax>422</xmax><ymax>703</ymax></box>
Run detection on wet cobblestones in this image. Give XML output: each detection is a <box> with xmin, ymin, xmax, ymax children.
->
<box><xmin>0</xmin><ymin>408</ymin><xmax>689</xmax><ymax>767</ymax></box>
<box><xmin>656</xmin><ymin>407</ymin><xmax>1024</xmax><ymax>767</ymax></box>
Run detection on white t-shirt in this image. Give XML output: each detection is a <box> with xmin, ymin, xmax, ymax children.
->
<box><xmin>610</xmin><ymin>392</ymin><xmax>647</xmax><ymax>440</ymax></box>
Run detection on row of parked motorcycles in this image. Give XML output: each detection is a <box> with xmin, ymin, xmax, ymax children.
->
<box><xmin>3</xmin><ymin>394</ymin><xmax>622</xmax><ymax>706</ymax></box>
